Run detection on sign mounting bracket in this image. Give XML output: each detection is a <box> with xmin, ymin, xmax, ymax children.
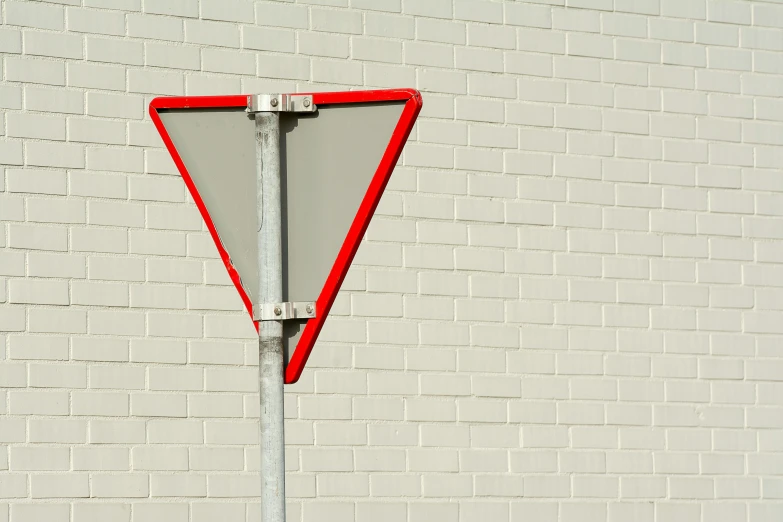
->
<box><xmin>254</xmin><ymin>302</ymin><xmax>316</xmax><ymax>322</ymax></box>
<box><xmin>246</xmin><ymin>94</ymin><xmax>317</xmax><ymax>113</ymax></box>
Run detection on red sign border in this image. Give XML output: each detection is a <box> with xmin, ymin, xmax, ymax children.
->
<box><xmin>149</xmin><ymin>89</ymin><xmax>422</xmax><ymax>383</ymax></box>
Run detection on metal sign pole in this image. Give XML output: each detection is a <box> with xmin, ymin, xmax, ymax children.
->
<box><xmin>249</xmin><ymin>93</ymin><xmax>317</xmax><ymax>522</ymax></box>
<box><xmin>255</xmin><ymin>110</ymin><xmax>286</xmax><ymax>522</ymax></box>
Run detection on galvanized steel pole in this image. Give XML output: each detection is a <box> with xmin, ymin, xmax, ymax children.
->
<box><xmin>255</xmin><ymin>111</ymin><xmax>286</xmax><ymax>522</ymax></box>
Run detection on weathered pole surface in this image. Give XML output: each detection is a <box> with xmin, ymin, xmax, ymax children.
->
<box><xmin>255</xmin><ymin>111</ymin><xmax>286</xmax><ymax>522</ymax></box>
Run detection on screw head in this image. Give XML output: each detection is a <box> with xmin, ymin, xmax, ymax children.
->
<box><xmin>274</xmin><ymin>306</ymin><xmax>282</xmax><ymax>316</ymax></box>
<box><xmin>306</xmin><ymin>304</ymin><xmax>314</xmax><ymax>314</ymax></box>
<box><xmin>270</xmin><ymin>98</ymin><xmax>278</xmax><ymax>107</ymax></box>
<box><xmin>303</xmin><ymin>99</ymin><xmax>311</xmax><ymax>108</ymax></box>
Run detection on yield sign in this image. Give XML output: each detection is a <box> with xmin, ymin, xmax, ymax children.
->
<box><xmin>149</xmin><ymin>89</ymin><xmax>422</xmax><ymax>383</ymax></box>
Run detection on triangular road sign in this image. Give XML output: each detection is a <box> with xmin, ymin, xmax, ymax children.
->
<box><xmin>149</xmin><ymin>89</ymin><xmax>422</xmax><ymax>383</ymax></box>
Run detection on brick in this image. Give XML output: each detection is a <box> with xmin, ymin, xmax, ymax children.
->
<box><xmin>554</xmin><ymin>203</ymin><xmax>602</xmax><ymax>229</ymax></box>
<box><xmin>86</xmin><ymin>37</ymin><xmax>143</xmax><ymax>65</ymax></box>
<box><xmin>10</xmin><ymin>446</ymin><xmax>69</xmax><ymax>470</ymax></box>
<box><xmin>415</xmin><ymin>19</ymin><xmax>463</xmax><ymax>47</ymax></box>
<box><xmin>26</xmin><ymin>141</ymin><xmax>85</xmax><ymax>169</ymax></box>
<box><xmin>9</xmin><ymin>171</ymin><xmax>65</xmax><ymax>201</ymax></box>
<box><xmin>6</xmin><ymin>1</ymin><xmax>64</xmax><ymax>30</ymax></box>
<box><xmin>0</xmin><ymin>363</ymin><xmax>26</xmax><ymax>388</ymax></box>
<box><xmin>90</xmin><ymin>475</ymin><xmax>148</xmax><ymax>498</ymax></box>
<box><xmin>240</xmin><ymin>26</ymin><xmax>293</xmax><ymax>53</ymax></box>
<box><xmin>255</xmin><ymin>1</ymin><xmax>307</xmax><ymax>28</ymax></box>
<box><xmin>467</xmin><ymin>25</ymin><xmax>514</xmax><ymax>52</ymax></box>
<box><xmin>467</xmin><ymin>74</ymin><xmax>515</xmax><ymax>101</ymax></box>
<box><xmin>754</xmin><ymin>2</ymin><xmax>783</xmax><ymax>29</ymax></box>
<box><xmin>10</xmin><ymin>505</ymin><xmax>68</xmax><ymax>521</ymax></box>
<box><xmin>145</xmin><ymin>367</ymin><xmax>202</xmax><ymax>392</ymax></box>
<box><xmin>127</xmin><ymin>13</ymin><xmax>183</xmax><ymax>42</ymax></box>
<box><xmin>416</xmin><ymin>69</ymin><xmax>465</xmax><ymax>97</ymax></box>
<box><xmin>141</xmin><ymin>0</ymin><xmax>194</xmax><ymax>15</ymax></box>
<box><xmin>603</xmin><ymin>61</ymin><xmax>649</xmax><ymax>90</ymax></box>
<box><xmin>186</xmin><ymin>76</ymin><xmax>241</xmax><ymax>97</ymax></box>
<box><xmin>128</xmin><ymin>68</ymin><xmax>184</xmax><ymax>96</ymax></box>
<box><xmin>293</xmin><ymin>31</ymin><xmax>347</xmax><ymax>59</ymax></box>
<box><xmin>28</xmin><ymin>198</ymin><xmax>86</xmax><ymax>225</ymax></box>
<box><xmin>418</xmin><ymin>94</ymin><xmax>456</xmax><ymax>119</ymax></box>
<box><xmin>145</xmin><ymin>312</ymin><xmax>200</xmax><ymax>339</ymax></box>
<box><xmin>147</xmin><ymin>420</ymin><xmax>202</xmax><ymax>445</ymax></box>
<box><xmin>504</xmin><ymin>61</ymin><xmax>550</xmax><ymax>90</ymax></box>
<box><xmin>505</xmin><ymin>2</ymin><xmax>552</xmax><ymax>27</ymax></box>
<box><xmin>405</xmin><ymin>41</ymin><xmax>453</xmax><ymax>69</ymax></box>
<box><xmin>695</xmin><ymin>24</ymin><xmax>736</xmax><ymax>48</ymax></box>
<box><xmin>131</xmin><ymin>446</ymin><xmax>188</xmax><ymax>471</ymax></box>
<box><xmin>87</xmin><ymin>92</ymin><xmax>144</xmax><ymax>119</ymax></box>
<box><xmin>9</xmin><ymin>223</ymin><xmax>68</xmax><ymax>252</ymax></box>
<box><xmin>351</xmin><ymin>0</ymin><xmax>399</xmax><ymax>12</ymax></box>
<box><xmin>0</xmin><ymin>141</ymin><xmax>22</xmax><ymax>167</ymax></box>
<box><xmin>29</xmin><ymin>363</ymin><xmax>86</xmax><ymax>388</ymax></box>
<box><xmin>601</xmin><ymin>11</ymin><xmax>645</xmax><ymax>36</ymax></box>
<box><xmin>23</xmin><ymin>31</ymin><xmax>82</xmax><ymax>60</ymax></box>
<box><xmin>353</xmin><ymin>36</ymin><xmax>402</xmax><ymax>63</ymax></box>
<box><xmin>705</xmin><ymin>0</ymin><xmax>749</xmax><ymax>24</ymax></box>
<box><xmin>354</xmin><ymin>15</ymin><xmax>409</xmax><ymax>43</ymax></box>
<box><xmin>553</xmin><ymin>7</ymin><xmax>600</xmax><ymax>32</ymax></box>
<box><xmin>756</xmin><ymin>99</ymin><xmax>783</xmax><ymax>125</ymax></box>
<box><xmin>202</xmin><ymin>48</ymin><xmax>255</xmax><ymax>74</ymax></box>
<box><xmin>68</xmin><ymin>7</ymin><xmax>126</xmax><ymax>36</ymax></box>
<box><xmin>68</xmin><ymin>119</ymin><xmax>125</xmax><ymax>146</ymax></box>
<box><xmin>73</xmin><ymin>504</ymin><xmax>131</xmax><ymax>521</ymax></box>
<box><xmin>555</xmin><ymin>56</ymin><xmax>602</xmax><ymax>81</ymax></box>
<box><xmin>0</xmin><ymin>474</ymin><xmax>26</xmax><ymax>499</ymax></box>
<box><xmin>142</xmin><ymin>43</ymin><xmax>199</xmax><ymax>71</ymax></box>
<box><xmin>309</xmin><ymin>8</ymin><xmax>360</xmax><ymax>34</ymax></box>
<box><xmin>568</xmin><ymin>32</ymin><xmax>614</xmax><ymax>60</ymax></box>
<box><xmin>255</xmin><ymin>52</ymin><xmax>310</xmax><ymax>80</ymax></box>
<box><xmin>31</xmin><ymin>474</ymin><xmax>89</xmax><ymax>498</ymax></box>
<box><xmin>199</xmin><ymin>0</ymin><xmax>252</xmax><ymax>23</ymax></box>
<box><xmin>130</xmin><ymin>504</ymin><xmax>188</xmax><ymax>522</ymax></box>
<box><xmin>518</xmin><ymin>27</ymin><xmax>565</xmax><ymax>57</ymax></box>
<box><xmin>187</xmin><ymin>391</ymin><xmax>244</xmax><ymax>418</ymax></box>
<box><xmin>403</xmin><ymin>0</ymin><xmax>451</xmax><ymax>18</ymax></box>
<box><xmin>0</xmin><ymin>85</ymin><xmax>21</xmax><ymax>111</ymax></box>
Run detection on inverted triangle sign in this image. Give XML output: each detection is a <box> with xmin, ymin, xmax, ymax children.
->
<box><xmin>149</xmin><ymin>89</ymin><xmax>422</xmax><ymax>383</ymax></box>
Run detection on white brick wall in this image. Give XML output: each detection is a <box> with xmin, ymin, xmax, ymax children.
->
<box><xmin>1</xmin><ymin>0</ymin><xmax>783</xmax><ymax>520</ymax></box>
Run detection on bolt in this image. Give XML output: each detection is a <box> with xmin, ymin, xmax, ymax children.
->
<box><xmin>270</xmin><ymin>98</ymin><xmax>278</xmax><ymax>107</ymax></box>
<box><xmin>306</xmin><ymin>304</ymin><xmax>314</xmax><ymax>314</ymax></box>
<box><xmin>303</xmin><ymin>98</ymin><xmax>311</xmax><ymax>108</ymax></box>
<box><xmin>274</xmin><ymin>306</ymin><xmax>282</xmax><ymax>316</ymax></box>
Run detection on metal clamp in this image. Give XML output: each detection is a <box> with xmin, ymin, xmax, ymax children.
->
<box><xmin>254</xmin><ymin>302</ymin><xmax>316</xmax><ymax>322</ymax></box>
<box><xmin>247</xmin><ymin>94</ymin><xmax>316</xmax><ymax>113</ymax></box>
